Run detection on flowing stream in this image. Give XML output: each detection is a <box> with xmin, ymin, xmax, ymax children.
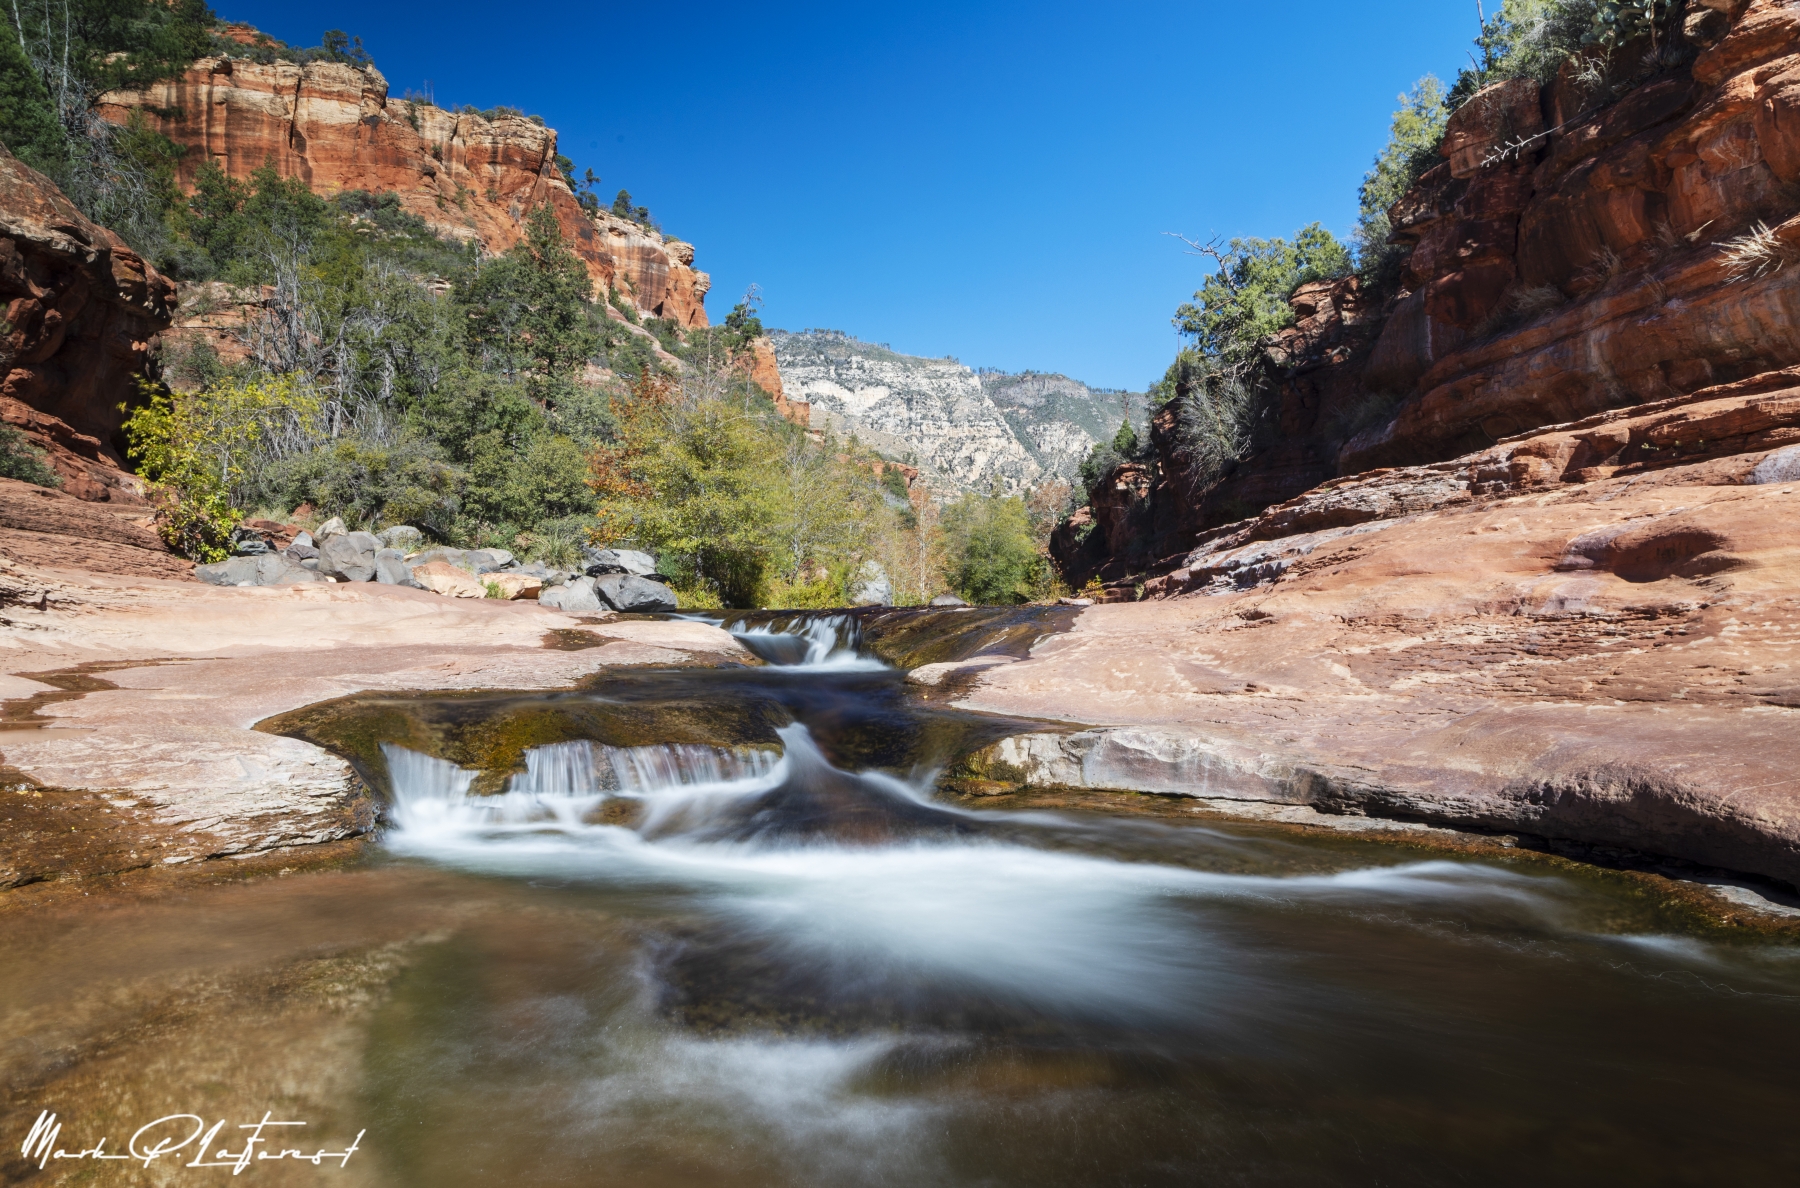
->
<box><xmin>7</xmin><ymin>613</ymin><xmax>1800</xmax><ymax>1185</ymax></box>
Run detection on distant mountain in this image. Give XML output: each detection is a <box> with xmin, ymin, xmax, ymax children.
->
<box><xmin>768</xmin><ymin>329</ymin><xmax>1146</xmax><ymax>495</ymax></box>
<box><xmin>979</xmin><ymin>371</ymin><xmax>1150</xmax><ymax>484</ymax></box>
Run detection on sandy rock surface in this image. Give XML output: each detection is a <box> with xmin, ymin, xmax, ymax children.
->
<box><xmin>965</xmin><ymin>430</ymin><xmax>1800</xmax><ymax>887</ymax></box>
<box><xmin>0</xmin><ymin>570</ymin><xmax>749</xmax><ymax>888</ymax></box>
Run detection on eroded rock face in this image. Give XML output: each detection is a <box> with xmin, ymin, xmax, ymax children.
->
<box><xmin>98</xmin><ymin>53</ymin><xmax>709</xmax><ymax>326</ymax></box>
<box><xmin>966</xmin><ymin>398</ymin><xmax>1800</xmax><ymax>890</ymax></box>
<box><xmin>0</xmin><ymin>476</ymin><xmax>188</xmax><ymax>578</ymax></box>
<box><xmin>0</xmin><ymin>144</ymin><xmax>175</xmax><ymax>502</ymax></box>
<box><xmin>1068</xmin><ymin>1</ymin><xmax>1800</xmax><ymax>582</ymax></box>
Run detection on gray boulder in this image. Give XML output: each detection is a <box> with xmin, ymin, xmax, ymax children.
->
<box><xmin>594</xmin><ymin>573</ymin><xmax>678</xmax><ymax>613</ymax></box>
<box><xmin>540</xmin><ymin>575</ymin><xmax>604</xmax><ymax>612</ymax></box>
<box><xmin>373</xmin><ymin>548</ymin><xmax>423</xmax><ymax>588</ymax></box>
<box><xmin>285</xmin><ymin>540</ymin><xmax>319</xmax><ymax>560</ymax></box>
<box><xmin>379</xmin><ymin>525</ymin><xmax>424</xmax><ymax>551</ymax></box>
<box><xmin>317</xmin><ymin>531</ymin><xmax>383</xmax><ymax>582</ymax></box>
<box><xmin>229</xmin><ymin>526</ymin><xmax>272</xmax><ymax>556</ymax></box>
<box><xmin>848</xmin><ymin>560</ymin><xmax>893</xmax><ymax>607</ymax></box>
<box><xmin>582</xmin><ymin>547</ymin><xmax>658</xmax><ymax>577</ymax></box>
<box><xmin>292</xmin><ymin>530</ymin><xmax>315</xmax><ymax>550</ymax></box>
<box><xmin>195</xmin><ymin>554</ymin><xmax>321</xmax><ymax>587</ymax></box>
<box><xmin>930</xmin><ymin>593</ymin><xmax>969</xmax><ymax>607</ymax></box>
<box><xmin>408</xmin><ymin>546</ymin><xmax>466</xmax><ymax>569</ymax></box>
<box><xmin>314</xmin><ymin>516</ymin><xmax>348</xmax><ymax>542</ymax></box>
<box><xmin>466</xmin><ymin>548</ymin><xmax>514</xmax><ymax>574</ymax></box>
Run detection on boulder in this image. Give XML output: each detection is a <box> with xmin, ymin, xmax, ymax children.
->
<box><xmin>485</xmin><ymin>573</ymin><xmax>543</xmax><ymax>600</ymax></box>
<box><xmin>848</xmin><ymin>560</ymin><xmax>894</xmax><ymax>607</ymax></box>
<box><xmin>594</xmin><ymin>573</ymin><xmax>678</xmax><ymax>613</ymax></box>
<box><xmin>408</xmin><ymin>546</ymin><xmax>467</xmax><ymax>569</ymax></box>
<box><xmin>378</xmin><ymin>525</ymin><xmax>423</xmax><ymax>551</ymax></box>
<box><xmin>466</xmin><ymin>548</ymin><xmax>514</xmax><ymax>574</ymax></box>
<box><xmin>930</xmin><ymin>593</ymin><xmax>969</xmax><ymax>607</ymax></box>
<box><xmin>229</xmin><ymin>526</ymin><xmax>272</xmax><ymax>556</ymax></box>
<box><xmin>373</xmin><ymin>548</ymin><xmax>423</xmax><ymax>588</ymax></box>
<box><xmin>582</xmin><ymin>547</ymin><xmax>658</xmax><ymax>577</ymax></box>
<box><xmin>410</xmin><ymin>560</ymin><xmax>486</xmax><ymax>598</ymax></box>
<box><xmin>285</xmin><ymin>541</ymin><xmax>319</xmax><ymax>560</ymax></box>
<box><xmin>314</xmin><ymin>516</ymin><xmax>348</xmax><ymax>542</ymax></box>
<box><xmin>316</xmin><ymin>531</ymin><xmax>382</xmax><ymax>582</ymax></box>
<box><xmin>194</xmin><ymin>554</ymin><xmax>322</xmax><ymax>586</ymax></box>
<box><xmin>540</xmin><ymin>576</ymin><xmax>604</xmax><ymax>612</ymax></box>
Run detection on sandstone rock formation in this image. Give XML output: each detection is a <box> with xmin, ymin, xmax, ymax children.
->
<box><xmin>98</xmin><ymin>49</ymin><xmax>709</xmax><ymax>326</ymax></box>
<box><xmin>0</xmin><ymin>570</ymin><xmax>749</xmax><ymax>886</ymax></box>
<box><xmin>1064</xmin><ymin>0</ymin><xmax>1800</xmax><ymax>585</ymax></box>
<box><xmin>963</xmin><ymin>374</ymin><xmax>1800</xmax><ymax>889</ymax></box>
<box><xmin>0</xmin><ymin>144</ymin><xmax>174</xmax><ymax>503</ymax></box>
<box><xmin>0</xmin><ymin>476</ymin><xmax>189</xmax><ymax>580</ymax></box>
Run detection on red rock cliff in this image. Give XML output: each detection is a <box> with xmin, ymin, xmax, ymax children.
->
<box><xmin>1061</xmin><ymin>0</ymin><xmax>1800</xmax><ymax>586</ymax></box>
<box><xmin>98</xmin><ymin>53</ymin><xmax>710</xmax><ymax>326</ymax></box>
<box><xmin>0</xmin><ymin>144</ymin><xmax>174</xmax><ymax>503</ymax></box>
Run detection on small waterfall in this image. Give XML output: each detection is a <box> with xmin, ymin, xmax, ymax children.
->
<box><xmin>726</xmin><ymin>614</ymin><xmax>884</xmax><ymax>671</ymax></box>
<box><xmin>381</xmin><ymin>737</ymin><xmax>788</xmax><ymax>840</ymax></box>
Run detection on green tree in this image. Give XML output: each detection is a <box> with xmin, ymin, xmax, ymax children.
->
<box><xmin>1173</xmin><ymin>224</ymin><xmax>1351</xmax><ymax>376</ymax></box>
<box><xmin>456</xmin><ymin>204</ymin><xmax>597</xmax><ymax>400</ymax></box>
<box><xmin>1355</xmin><ymin>76</ymin><xmax>1448</xmax><ymax>287</ymax></box>
<box><xmin>941</xmin><ymin>491</ymin><xmax>1046</xmax><ymax>605</ymax></box>
<box><xmin>0</xmin><ymin>32</ymin><xmax>66</xmax><ymax>172</ymax></box>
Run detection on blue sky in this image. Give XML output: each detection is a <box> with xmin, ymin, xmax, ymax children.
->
<box><xmin>220</xmin><ymin>1</ymin><xmax>1477</xmax><ymax>391</ymax></box>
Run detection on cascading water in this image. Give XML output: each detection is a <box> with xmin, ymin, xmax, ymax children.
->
<box><xmin>274</xmin><ymin>615</ymin><xmax>1800</xmax><ymax>1184</ymax></box>
<box><xmin>719</xmin><ymin>612</ymin><xmax>885</xmax><ymax>671</ymax></box>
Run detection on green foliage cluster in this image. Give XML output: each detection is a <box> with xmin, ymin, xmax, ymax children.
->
<box><xmin>1172</xmin><ymin>224</ymin><xmax>1352</xmax><ymax>377</ymax></box>
<box><xmin>0</xmin><ymin>424</ymin><xmax>63</xmax><ymax>488</ymax></box>
<box><xmin>940</xmin><ymin>491</ymin><xmax>1052</xmax><ymax>605</ymax></box>
<box><xmin>610</xmin><ymin>188</ymin><xmax>656</xmax><ymax>231</ymax></box>
<box><xmin>1354</xmin><ymin>76</ymin><xmax>1449</xmax><ymax>289</ymax></box>
<box><xmin>123</xmin><ymin>161</ymin><xmax>611</xmax><ymax>554</ymax></box>
<box><xmin>1447</xmin><ymin>0</ymin><xmax>1689</xmax><ymax>109</ymax></box>
<box><xmin>590</xmin><ymin>373</ymin><xmax>901</xmax><ymax>608</ymax></box>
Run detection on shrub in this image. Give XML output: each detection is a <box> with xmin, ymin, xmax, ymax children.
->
<box><xmin>1355</xmin><ymin>77</ymin><xmax>1449</xmax><ymax>289</ymax></box>
<box><xmin>269</xmin><ymin>438</ymin><xmax>463</xmax><ymax>537</ymax></box>
<box><xmin>941</xmin><ymin>492</ymin><xmax>1048</xmax><ymax>605</ymax></box>
<box><xmin>124</xmin><ymin>375</ymin><xmax>320</xmax><ymax>560</ymax></box>
<box><xmin>0</xmin><ymin>424</ymin><xmax>63</xmax><ymax>488</ymax></box>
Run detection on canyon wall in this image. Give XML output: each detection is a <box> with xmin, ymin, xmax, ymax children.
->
<box><xmin>1061</xmin><ymin>0</ymin><xmax>1800</xmax><ymax>587</ymax></box>
<box><xmin>0</xmin><ymin>144</ymin><xmax>174</xmax><ymax>503</ymax></box>
<box><xmin>98</xmin><ymin>51</ymin><xmax>710</xmax><ymax>327</ymax></box>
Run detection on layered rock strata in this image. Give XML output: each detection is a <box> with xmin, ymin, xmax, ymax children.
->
<box><xmin>976</xmin><ymin>374</ymin><xmax>1800</xmax><ymax>889</ymax></box>
<box><xmin>768</xmin><ymin>329</ymin><xmax>1045</xmax><ymax>494</ymax></box>
<box><xmin>0</xmin><ymin>145</ymin><xmax>174</xmax><ymax>501</ymax></box>
<box><xmin>1065</xmin><ymin>0</ymin><xmax>1800</xmax><ymax>583</ymax></box>
<box><xmin>99</xmin><ymin>52</ymin><xmax>709</xmax><ymax>326</ymax></box>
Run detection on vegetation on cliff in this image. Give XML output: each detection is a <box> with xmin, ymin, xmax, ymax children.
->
<box><xmin>1061</xmin><ymin>0</ymin><xmax>1704</xmax><ymax>586</ymax></box>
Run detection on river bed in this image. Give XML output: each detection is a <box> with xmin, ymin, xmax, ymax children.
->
<box><xmin>4</xmin><ymin>615</ymin><xmax>1799</xmax><ymax>1185</ymax></box>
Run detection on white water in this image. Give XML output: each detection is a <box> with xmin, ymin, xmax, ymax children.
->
<box><xmin>383</xmin><ymin>727</ymin><xmax>1561</xmax><ymax>1023</ymax></box>
<box><xmin>724</xmin><ymin>613</ymin><xmax>888</xmax><ymax>672</ymax></box>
